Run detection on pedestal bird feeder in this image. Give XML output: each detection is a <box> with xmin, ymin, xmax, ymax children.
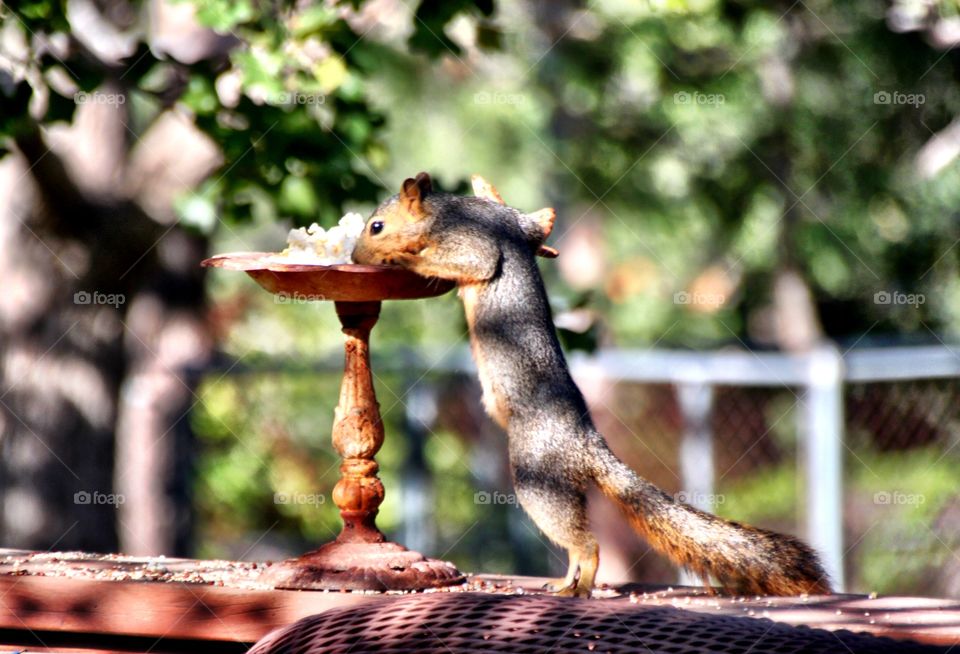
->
<box><xmin>201</xmin><ymin>255</ymin><xmax>461</xmax><ymax>591</ymax></box>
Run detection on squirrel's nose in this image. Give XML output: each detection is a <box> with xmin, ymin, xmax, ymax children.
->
<box><xmin>352</xmin><ymin>239</ymin><xmax>374</xmax><ymax>265</ymax></box>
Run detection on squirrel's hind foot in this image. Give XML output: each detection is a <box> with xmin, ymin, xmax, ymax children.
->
<box><xmin>543</xmin><ymin>578</ymin><xmax>591</xmax><ymax>597</ymax></box>
<box><xmin>542</xmin><ymin>577</ymin><xmax>571</xmax><ymax>593</ymax></box>
<box><xmin>552</xmin><ymin>582</ymin><xmax>592</xmax><ymax>598</ymax></box>
<box><xmin>542</xmin><ymin>545</ymin><xmax>598</xmax><ymax>598</ymax></box>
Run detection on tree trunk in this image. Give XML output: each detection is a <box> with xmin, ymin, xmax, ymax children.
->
<box><xmin>0</xmin><ymin>146</ymin><xmax>127</xmax><ymax>552</ymax></box>
<box><xmin>115</xmin><ymin>229</ymin><xmax>212</xmax><ymax>556</ymax></box>
<box><xmin>0</xmin><ymin>96</ymin><xmax>216</xmax><ymax>554</ymax></box>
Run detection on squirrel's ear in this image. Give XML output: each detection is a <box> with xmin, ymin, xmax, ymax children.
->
<box><xmin>515</xmin><ymin>206</ymin><xmax>555</xmax><ymax>240</ymax></box>
<box><xmin>400</xmin><ymin>172</ymin><xmax>433</xmax><ymax>219</ymax></box>
<box><xmin>471</xmin><ymin>175</ymin><xmax>505</xmax><ymax>204</ymax></box>
<box><xmin>470</xmin><ymin>172</ymin><xmax>559</xmax><ymax>258</ymax></box>
<box><xmin>525</xmin><ymin>207</ymin><xmax>556</xmax><ymax>239</ymax></box>
<box><xmin>519</xmin><ymin>208</ymin><xmax>559</xmax><ymax>258</ymax></box>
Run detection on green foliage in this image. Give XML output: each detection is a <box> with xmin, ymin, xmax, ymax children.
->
<box><xmin>191</xmin><ymin>372</ymin><xmax>344</xmax><ymax>552</ymax></box>
<box><xmin>409</xmin><ymin>0</ymin><xmax>495</xmax><ymax>56</ymax></box>
<box><xmin>717</xmin><ymin>465</ymin><xmax>798</xmax><ymax>524</ymax></box>
<box><xmin>170</xmin><ymin>3</ymin><xmax>388</xmax><ymax>226</ymax></box>
<box><xmin>360</xmin><ymin>0</ymin><xmax>960</xmax><ymax>346</ymax></box>
<box><xmin>718</xmin><ymin>446</ymin><xmax>960</xmax><ymax>595</ymax></box>
<box><xmin>0</xmin><ymin>0</ymin><xmax>494</xmax><ymax>229</ymax></box>
<box><xmin>853</xmin><ymin>448</ymin><xmax>960</xmax><ymax>593</ymax></box>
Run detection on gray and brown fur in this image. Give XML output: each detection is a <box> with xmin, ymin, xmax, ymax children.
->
<box><xmin>353</xmin><ymin>172</ymin><xmax>830</xmax><ymax>598</ymax></box>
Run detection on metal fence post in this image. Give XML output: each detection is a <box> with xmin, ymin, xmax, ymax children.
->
<box><xmin>803</xmin><ymin>344</ymin><xmax>845</xmax><ymax>591</ymax></box>
<box><xmin>676</xmin><ymin>381</ymin><xmax>715</xmax><ymax>586</ymax></box>
<box><xmin>401</xmin><ymin>381</ymin><xmax>438</xmax><ymax>556</ymax></box>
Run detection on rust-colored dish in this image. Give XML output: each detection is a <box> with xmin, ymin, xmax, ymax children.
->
<box><xmin>202</xmin><ymin>252</ymin><xmax>455</xmax><ymax>302</ymax></box>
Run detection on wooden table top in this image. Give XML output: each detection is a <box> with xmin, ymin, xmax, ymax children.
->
<box><xmin>0</xmin><ymin>550</ymin><xmax>955</xmax><ymax>652</ymax></box>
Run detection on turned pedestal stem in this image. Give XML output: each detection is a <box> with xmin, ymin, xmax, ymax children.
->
<box><xmin>331</xmin><ymin>301</ymin><xmax>386</xmax><ymax>544</ymax></box>
<box><xmin>262</xmin><ymin>299</ymin><xmax>463</xmax><ymax>590</ymax></box>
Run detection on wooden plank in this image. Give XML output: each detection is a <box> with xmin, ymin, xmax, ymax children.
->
<box><xmin>0</xmin><ymin>627</ymin><xmax>250</xmax><ymax>654</ymax></box>
<box><xmin>0</xmin><ymin>574</ymin><xmax>376</xmax><ymax>643</ymax></box>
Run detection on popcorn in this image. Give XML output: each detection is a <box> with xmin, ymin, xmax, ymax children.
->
<box><xmin>268</xmin><ymin>212</ymin><xmax>366</xmax><ymax>265</ymax></box>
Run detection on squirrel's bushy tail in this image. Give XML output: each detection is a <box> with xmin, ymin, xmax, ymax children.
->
<box><xmin>591</xmin><ymin>441</ymin><xmax>830</xmax><ymax>596</ymax></box>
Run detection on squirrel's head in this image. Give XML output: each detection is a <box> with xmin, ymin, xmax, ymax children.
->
<box><xmin>353</xmin><ymin>172</ymin><xmax>557</xmax><ymax>282</ymax></box>
<box><xmin>353</xmin><ymin>172</ymin><xmax>436</xmax><ymax>268</ymax></box>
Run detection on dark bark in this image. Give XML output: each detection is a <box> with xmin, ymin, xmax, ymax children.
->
<box><xmin>0</xmin><ymin>109</ymin><xmax>212</xmax><ymax>554</ymax></box>
<box><xmin>116</xmin><ymin>229</ymin><xmax>211</xmax><ymax>556</ymax></box>
<box><xmin>0</xmin><ymin>129</ymin><xmax>133</xmax><ymax>551</ymax></box>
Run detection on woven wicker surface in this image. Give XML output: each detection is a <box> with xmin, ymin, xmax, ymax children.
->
<box><xmin>249</xmin><ymin>592</ymin><xmax>951</xmax><ymax>654</ymax></box>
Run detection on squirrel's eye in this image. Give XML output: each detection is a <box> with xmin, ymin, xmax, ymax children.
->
<box><xmin>369</xmin><ymin>220</ymin><xmax>384</xmax><ymax>236</ymax></box>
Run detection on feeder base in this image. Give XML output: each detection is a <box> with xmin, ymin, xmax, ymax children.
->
<box><xmin>263</xmin><ymin>541</ymin><xmax>465</xmax><ymax>591</ymax></box>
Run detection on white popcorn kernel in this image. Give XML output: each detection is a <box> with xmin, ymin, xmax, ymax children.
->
<box><xmin>267</xmin><ymin>212</ymin><xmax>368</xmax><ymax>265</ymax></box>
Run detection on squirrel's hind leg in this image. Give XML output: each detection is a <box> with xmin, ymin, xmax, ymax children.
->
<box><xmin>551</xmin><ymin>543</ymin><xmax>599</xmax><ymax>598</ymax></box>
<box><xmin>514</xmin><ymin>473</ymin><xmax>598</xmax><ymax>597</ymax></box>
<box><xmin>543</xmin><ymin>554</ymin><xmax>580</xmax><ymax>593</ymax></box>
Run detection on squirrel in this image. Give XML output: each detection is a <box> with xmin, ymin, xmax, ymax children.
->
<box><xmin>352</xmin><ymin>172</ymin><xmax>831</xmax><ymax>598</ymax></box>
